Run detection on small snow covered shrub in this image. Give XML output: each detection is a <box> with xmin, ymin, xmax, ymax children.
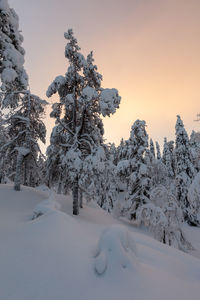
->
<box><xmin>32</xmin><ymin>192</ymin><xmax>60</xmax><ymax>220</ymax></box>
<box><xmin>94</xmin><ymin>225</ymin><xmax>138</xmax><ymax>275</ymax></box>
<box><xmin>136</xmin><ymin>185</ymin><xmax>193</xmax><ymax>251</ymax></box>
<box><xmin>136</xmin><ymin>203</ymin><xmax>167</xmax><ymax>242</ymax></box>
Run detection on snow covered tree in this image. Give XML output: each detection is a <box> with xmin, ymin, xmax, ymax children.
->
<box><xmin>116</xmin><ymin>120</ymin><xmax>151</xmax><ymax>220</ymax></box>
<box><xmin>149</xmin><ymin>138</ymin><xmax>155</xmax><ymax>159</ymax></box>
<box><xmin>189</xmin><ymin>130</ymin><xmax>200</xmax><ymax>172</ymax></box>
<box><xmin>150</xmin><ymin>159</ymin><xmax>168</xmax><ymax>188</ymax></box>
<box><xmin>136</xmin><ymin>185</ymin><xmax>192</xmax><ymax>251</ymax></box>
<box><xmin>0</xmin><ymin>0</ymin><xmax>28</xmax><ymax>100</ymax></box>
<box><xmin>155</xmin><ymin>141</ymin><xmax>161</xmax><ymax>160</ymax></box>
<box><xmin>162</xmin><ymin>138</ymin><xmax>175</xmax><ymax>178</ymax></box>
<box><xmin>146</xmin><ymin>141</ymin><xmax>168</xmax><ymax>188</ymax></box>
<box><xmin>45</xmin><ymin>125</ymin><xmax>69</xmax><ymax>194</ymax></box>
<box><xmin>0</xmin><ymin>1</ymin><xmax>47</xmax><ymax>190</ymax></box>
<box><xmin>187</xmin><ymin>172</ymin><xmax>200</xmax><ymax>226</ymax></box>
<box><xmin>81</xmin><ymin>144</ymin><xmax>118</xmax><ymax>212</ymax></box>
<box><xmin>175</xmin><ymin>115</ymin><xmax>196</xmax><ymax>224</ymax></box>
<box><xmin>78</xmin><ymin>144</ymin><xmax>118</xmax><ymax>212</ymax></box>
<box><xmin>115</xmin><ymin>138</ymin><xmax>131</xmax><ymax>168</ymax></box>
<box><xmin>46</xmin><ymin>29</ymin><xmax>121</xmax><ymax>215</ymax></box>
<box><xmin>1</xmin><ymin>92</ymin><xmax>47</xmax><ymax>190</ymax></box>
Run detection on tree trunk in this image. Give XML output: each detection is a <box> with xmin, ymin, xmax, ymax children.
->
<box><xmin>79</xmin><ymin>190</ymin><xmax>83</xmax><ymax>208</ymax></box>
<box><xmin>0</xmin><ymin>158</ymin><xmax>3</xmax><ymax>183</ymax></box>
<box><xmin>57</xmin><ymin>173</ymin><xmax>62</xmax><ymax>194</ymax></box>
<box><xmin>14</xmin><ymin>152</ymin><xmax>24</xmax><ymax>191</ymax></box>
<box><xmin>73</xmin><ymin>177</ymin><xmax>79</xmax><ymax>215</ymax></box>
<box><xmin>24</xmin><ymin>157</ymin><xmax>28</xmax><ymax>186</ymax></box>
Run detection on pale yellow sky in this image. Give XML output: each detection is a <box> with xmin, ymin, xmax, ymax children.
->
<box><xmin>9</xmin><ymin>0</ymin><xmax>200</xmax><ymax>150</ymax></box>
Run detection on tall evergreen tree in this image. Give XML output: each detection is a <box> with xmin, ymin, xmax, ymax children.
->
<box><xmin>0</xmin><ymin>0</ymin><xmax>28</xmax><ymax>101</ymax></box>
<box><xmin>187</xmin><ymin>172</ymin><xmax>200</xmax><ymax>226</ymax></box>
<box><xmin>155</xmin><ymin>141</ymin><xmax>161</xmax><ymax>160</ymax></box>
<box><xmin>1</xmin><ymin>92</ymin><xmax>47</xmax><ymax>190</ymax></box>
<box><xmin>0</xmin><ymin>0</ymin><xmax>47</xmax><ymax>190</ymax></box>
<box><xmin>162</xmin><ymin>138</ymin><xmax>175</xmax><ymax>178</ymax></box>
<box><xmin>46</xmin><ymin>29</ymin><xmax>121</xmax><ymax>215</ymax></box>
<box><xmin>175</xmin><ymin>115</ymin><xmax>196</xmax><ymax>224</ymax></box>
<box><xmin>189</xmin><ymin>130</ymin><xmax>200</xmax><ymax>172</ymax></box>
<box><xmin>149</xmin><ymin>138</ymin><xmax>155</xmax><ymax>160</ymax></box>
<box><xmin>116</xmin><ymin>120</ymin><xmax>151</xmax><ymax>220</ymax></box>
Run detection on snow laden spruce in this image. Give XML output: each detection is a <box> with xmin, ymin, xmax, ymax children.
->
<box><xmin>115</xmin><ymin>120</ymin><xmax>151</xmax><ymax>220</ymax></box>
<box><xmin>0</xmin><ymin>0</ymin><xmax>47</xmax><ymax>190</ymax></box>
<box><xmin>46</xmin><ymin>29</ymin><xmax>120</xmax><ymax>215</ymax></box>
<box><xmin>0</xmin><ymin>0</ymin><xmax>28</xmax><ymax>96</ymax></box>
<box><xmin>175</xmin><ymin>115</ymin><xmax>198</xmax><ymax>225</ymax></box>
<box><xmin>113</xmin><ymin>118</ymin><xmax>196</xmax><ymax>251</ymax></box>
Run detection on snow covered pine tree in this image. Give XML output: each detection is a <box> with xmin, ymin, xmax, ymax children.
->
<box><xmin>0</xmin><ymin>0</ymin><xmax>28</xmax><ymax>98</ymax></box>
<box><xmin>155</xmin><ymin>141</ymin><xmax>161</xmax><ymax>160</ymax></box>
<box><xmin>175</xmin><ymin>115</ymin><xmax>197</xmax><ymax>225</ymax></box>
<box><xmin>0</xmin><ymin>0</ymin><xmax>47</xmax><ymax>190</ymax></box>
<box><xmin>162</xmin><ymin>138</ymin><xmax>175</xmax><ymax>178</ymax></box>
<box><xmin>46</xmin><ymin>29</ymin><xmax>120</xmax><ymax>215</ymax></box>
<box><xmin>149</xmin><ymin>138</ymin><xmax>155</xmax><ymax>159</ymax></box>
<box><xmin>136</xmin><ymin>185</ymin><xmax>192</xmax><ymax>251</ymax></box>
<box><xmin>116</xmin><ymin>120</ymin><xmax>151</xmax><ymax>220</ymax></box>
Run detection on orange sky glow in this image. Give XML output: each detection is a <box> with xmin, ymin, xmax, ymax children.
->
<box><xmin>9</xmin><ymin>0</ymin><xmax>200</xmax><ymax>151</ymax></box>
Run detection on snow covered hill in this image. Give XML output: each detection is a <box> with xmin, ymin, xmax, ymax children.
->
<box><xmin>0</xmin><ymin>184</ymin><xmax>200</xmax><ymax>300</ymax></box>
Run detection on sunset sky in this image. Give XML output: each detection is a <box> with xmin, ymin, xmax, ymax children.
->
<box><xmin>9</xmin><ymin>0</ymin><xmax>200</xmax><ymax>150</ymax></box>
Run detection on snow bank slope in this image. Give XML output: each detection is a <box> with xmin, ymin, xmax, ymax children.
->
<box><xmin>0</xmin><ymin>184</ymin><xmax>200</xmax><ymax>300</ymax></box>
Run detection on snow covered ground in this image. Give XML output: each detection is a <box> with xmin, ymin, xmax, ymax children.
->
<box><xmin>0</xmin><ymin>184</ymin><xmax>200</xmax><ymax>300</ymax></box>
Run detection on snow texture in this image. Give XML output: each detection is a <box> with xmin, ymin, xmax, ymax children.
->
<box><xmin>32</xmin><ymin>191</ymin><xmax>61</xmax><ymax>219</ymax></box>
<box><xmin>1</xmin><ymin>67</ymin><xmax>17</xmax><ymax>83</ymax></box>
<box><xmin>0</xmin><ymin>184</ymin><xmax>200</xmax><ymax>300</ymax></box>
<box><xmin>0</xmin><ymin>1</ymin><xmax>28</xmax><ymax>91</ymax></box>
<box><xmin>0</xmin><ymin>0</ymin><xmax>9</xmax><ymax>11</ymax></box>
<box><xmin>100</xmin><ymin>88</ymin><xmax>121</xmax><ymax>117</ymax></box>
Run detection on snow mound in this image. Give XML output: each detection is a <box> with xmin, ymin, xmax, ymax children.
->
<box><xmin>94</xmin><ymin>225</ymin><xmax>138</xmax><ymax>275</ymax></box>
<box><xmin>35</xmin><ymin>184</ymin><xmax>51</xmax><ymax>194</ymax></box>
<box><xmin>0</xmin><ymin>185</ymin><xmax>200</xmax><ymax>300</ymax></box>
<box><xmin>32</xmin><ymin>192</ymin><xmax>60</xmax><ymax>219</ymax></box>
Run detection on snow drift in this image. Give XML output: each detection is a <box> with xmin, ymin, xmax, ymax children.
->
<box><xmin>0</xmin><ymin>184</ymin><xmax>200</xmax><ymax>300</ymax></box>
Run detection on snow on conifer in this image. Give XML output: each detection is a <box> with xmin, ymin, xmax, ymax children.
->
<box><xmin>187</xmin><ymin>172</ymin><xmax>200</xmax><ymax>226</ymax></box>
<box><xmin>175</xmin><ymin>115</ymin><xmax>197</xmax><ymax>225</ymax></box>
<box><xmin>162</xmin><ymin>138</ymin><xmax>175</xmax><ymax>178</ymax></box>
<box><xmin>46</xmin><ymin>29</ymin><xmax>121</xmax><ymax>215</ymax></box>
<box><xmin>1</xmin><ymin>92</ymin><xmax>47</xmax><ymax>190</ymax></box>
<box><xmin>149</xmin><ymin>138</ymin><xmax>155</xmax><ymax>159</ymax></box>
<box><xmin>136</xmin><ymin>185</ymin><xmax>193</xmax><ymax>251</ymax></box>
<box><xmin>0</xmin><ymin>0</ymin><xmax>28</xmax><ymax>99</ymax></box>
<box><xmin>155</xmin><ymin>141</ymin><xmax>161</xmax><ymax>160</ymax></box>
<box><xmin>116</xmin><ymin>120</ymin><xmax>151</xmax><ymax>220</ymax></box>
<box><xmin>0</xmin><ymin>1</ymin><xmax>47</xmax><ymax>191</ymax></box>
<box><xmin>189</xmin><ymin>130</ymin><xmax>200</xmax><ymax>173</ymax></box>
